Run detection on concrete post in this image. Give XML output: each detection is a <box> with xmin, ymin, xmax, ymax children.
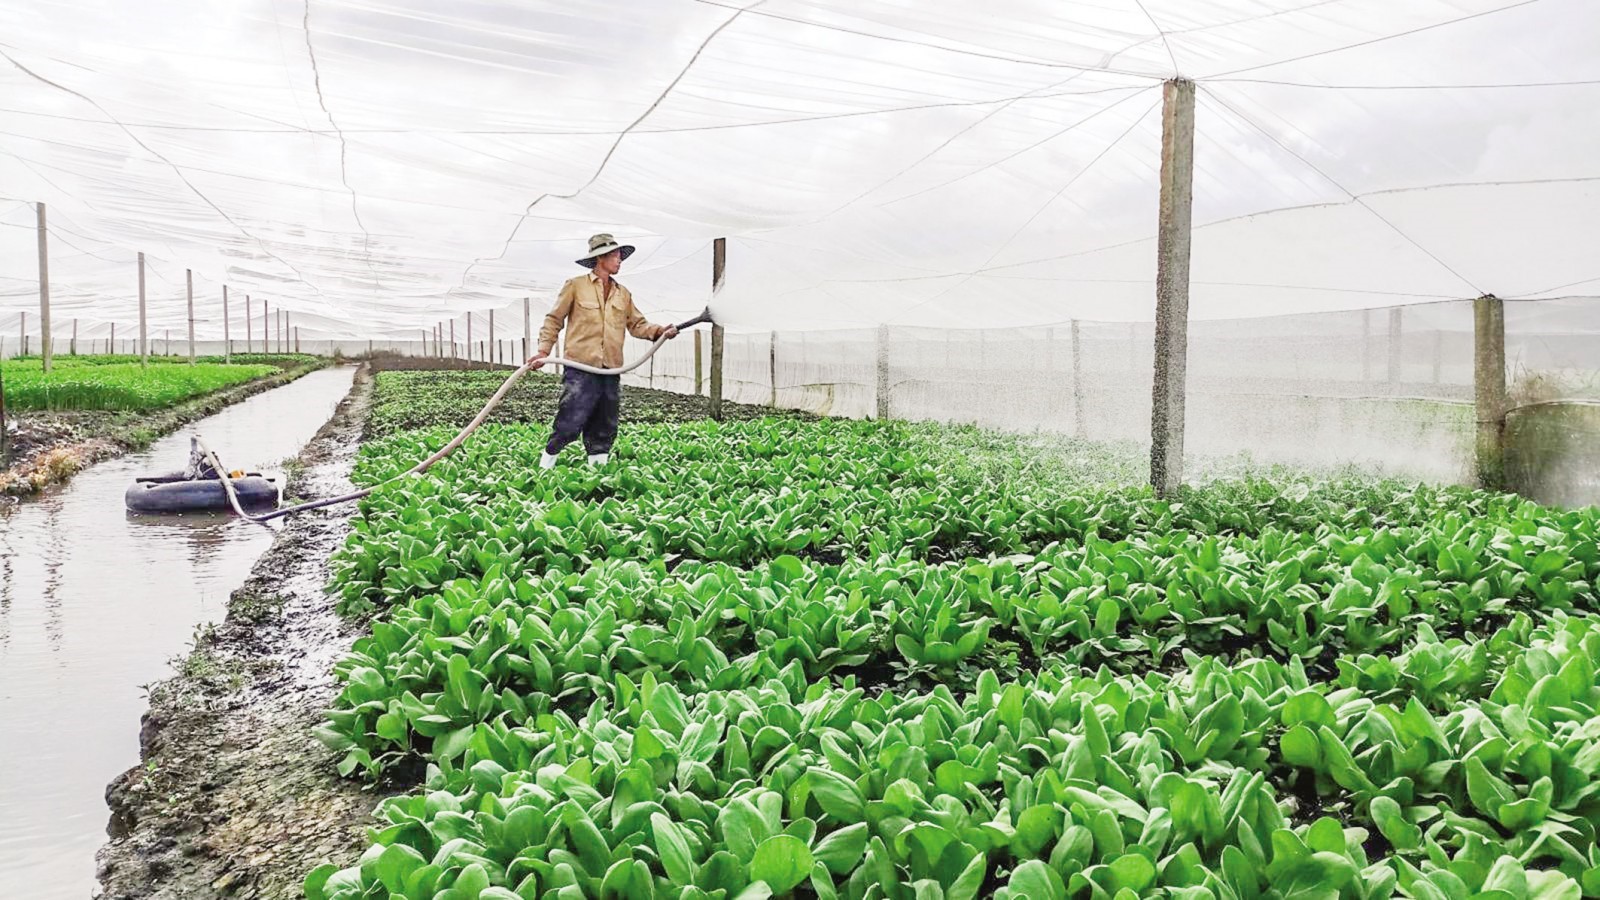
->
<box><xmin>523</xmin><ymin>297</ymin><xmax>531</xmax><ymax>364</ymax></box>
<box><xmin>223</xmin><ymin>285</ymin><xmax>231</xmax><ymax>363</ymax></box>
<box><xmin>246</xmin><ymin>295</ymin><xmax>252</xmax><ymax>353</ymax></box>
<box><xmin>0</xmin><ymin>353</ymin><xmax>7</xmax><ymax>461</ymax></box>
<box><xmin>1386</xmin><ymin>307</ymin><xmax>1403</xmax><ymax>390</ymax></box>
<box><xmin>1149</xmin><ymin>78</ymin><xmax>1196</xmax><ymax>499</ymax></box>
<box><xmin>261</xmin><ymin>301</ymin><xmax>268</xmax><ymax>354</ymax></box>
<box><xmin>71</xmin><ymin>318</ymin><xmax>77</xmax><ymax>356</ymax></box>
<box><xmin>449</xmin><ymin>319</ymin><xmax>455</xmax><ymax>358</ymax></box>
<box><xmin>466</xmin><ymin>313</ymin><xmax>473</xmax><ymax>363</ymax></box>
<box><xmin>710</xmin><ymin>237</ymin><xmax>727</xmax><ymax>420</ymax></box>
<box><xmin>875</xmin><ymin>323</ymin><xmax>890</xmax><ymax>420</ymax></box>
<box><xmin>36</xmin><ymin>202</ymin><xmax>52</xmax><ymax>372</ymax></box>
<box><xmin>185</xmin><ymin>269</ymin><xmax>196</xmax><ymax>364</ymax></box>
<box><xmin>294</xmin><ymin>326</ymin><xmax>300</xmax><ymax>354</ymax></box>
<box><xmin>489</xmin><ymin>309</ymin><xmax>496</xmax><ymax>363</ymax></box>
<box><xmin>694</xmin><ymin>330</ymin><xmax>703</xmax><ymax>395</ymax></box>
<box><xmin>1072</xmin><ymin>319</ymin><xmax>1084</xmax><ymax>438</ymax></box>
<box><xmin>1474</xmin><ymin>295</ymin><xmax>1507</xmax><ymax>491</ymax></box>
<box><xmin>1362</xmin><ymin>309</ymin><xmax>1373</xmax><ymax>383</ymax></box>
<box><xmin>137</xmin><ymin>253</ymin><xmax>148</xmax><ymax>367</ymax></box>
<box><xmin>19</xmin><ymin>312</ymin><xmax>25</xmax><ymax>357</ymax></box>
<box><xmin>769</xmin><ymin>331</ymin><xmax>778</xmax><ymax>409</ymax></box>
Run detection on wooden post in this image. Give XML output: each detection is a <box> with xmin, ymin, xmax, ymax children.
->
<box><xmin>1149</xmin><ymin>78</ymin><xmax>1196</xmax><ymax>499</ymax></box>
<box><xmin>223</xmin><ymin>285</ymin><xmax>231</xmax><ymax>363</ymax></box>
<box><xmin>710</xmin><ymin>238</ymin><xmax>726</xmax><ymax>420</ymax></box>
<box><xmin>875</xmin><ymin>323</ymin><xmax>890</xmax><ymax>420</ymax></box>
<box><xmin>694</xmin><ymin>330</ymin><xmax>703</xmax><ymax>395</ymax></box>
<box><xmin>523</xmin><ymin>297</ymin><xmax>532</xmax><ymax>364</ymax></box>
<box><xmin>769</xmin><ymin>331</ymin><xmax>778</xmax><ymax>408</ymax></box>
<box><xmin>36</xmin><ymin>202</ymin><xmax>52</xmax><ymax>372</ymax></box>
<box><xmin>246</xmin><ymin>295</ymin><xmax>252</xmax><ymax>353</ymax></box>
<box><xmin>1071</xmin><ymin>319</ymin><xmax>1085</xmax><ymax>438</ymax></box>
<box><xmin>71</xmin><ymin>318</ymin><xmax>77</xmax><ymax>356</ymax></box>
<box><xmin>1474</xmin><ymin>295</ymin><xmax>1507</xmax><ymax>491</ymax></box>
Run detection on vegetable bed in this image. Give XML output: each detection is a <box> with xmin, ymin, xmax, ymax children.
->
<box><xmin>1</xmin><ymin>357</ymin><xmax>279</xmax><ymax>411</ymax></box>
<box><xmin>307</xmin><ymin>373</ymin><xmax>1600</xmax><ymax>900</ymax></box>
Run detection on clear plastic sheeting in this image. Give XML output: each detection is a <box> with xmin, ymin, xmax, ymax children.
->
<box><xmin>0</xmin><ymin>0</ymin><xmax>1597</xmax><ymax>340</ymax></box>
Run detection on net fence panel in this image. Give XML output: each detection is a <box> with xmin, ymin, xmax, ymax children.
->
<box><xmin>620</xmin><ymin>298</ymin><xmax>1595</xmax><ymax>487</ymax></box>
<box><xmin>1183</xmin><ymin>303</ymin><xmax>1477</xmax><ymax>480</ymax></box>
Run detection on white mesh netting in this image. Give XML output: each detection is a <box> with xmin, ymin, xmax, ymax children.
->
<box><xmin>2</xmin><ymin>0</ymin><xmax>1598</xmax><ymax>482</ymax></box>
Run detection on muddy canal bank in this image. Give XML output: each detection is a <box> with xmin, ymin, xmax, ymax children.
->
<box><xmin>1</xmin><ymin>357</ymin><xmax>329</xmax><ymax>498</ymax></box>
<box><xmin>97</xmin><ymin>365</ymin><xmax>385</xmax><ymax>900</ymax></box>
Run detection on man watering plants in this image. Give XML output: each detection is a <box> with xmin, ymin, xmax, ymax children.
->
<box><xmin>526</xmin><ymin>233</ymin><xmax>679</xmax><ymax>468</ymax></box>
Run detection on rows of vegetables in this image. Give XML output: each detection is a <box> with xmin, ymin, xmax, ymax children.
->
<box><xmin>308</xmin><ymin>374</ymin><xmax>1600</xmax><ymax>900</ymax></box>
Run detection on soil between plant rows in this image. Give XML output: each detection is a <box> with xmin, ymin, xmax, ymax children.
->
<box><xmin>96</xmin><ymin>364</ymin><xmax>381</xmax><ymax>900</ymax></box>
<box><xmin>94</xmin><ymin>361</ymin><xmax>799</xmax><ymax>898</ymax></box>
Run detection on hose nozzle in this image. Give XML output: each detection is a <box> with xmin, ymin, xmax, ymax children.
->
<box><xmin>674</xmin><ymin>307</ymin><xmax>715</xmax><ymax>330</ymax></box>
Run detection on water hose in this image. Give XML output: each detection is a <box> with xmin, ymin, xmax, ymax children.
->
<box><xmin>199</xmin><ymin>308</ymin><xmax>714</xmax><ymax>524</ymax></box>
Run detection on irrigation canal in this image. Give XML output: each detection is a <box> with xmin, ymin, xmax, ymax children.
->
<box><xmin>0</xmin><ymin>365</ymin><xmax>357</xmax><ymax>898</ymax></box>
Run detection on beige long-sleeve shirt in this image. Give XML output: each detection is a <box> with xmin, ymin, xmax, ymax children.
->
<box><xmin>537</xmin><ymin>272</ymin><xmax>665</xmax><ymax>369</ymax></box>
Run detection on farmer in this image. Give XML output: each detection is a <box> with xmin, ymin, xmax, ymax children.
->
<box><xmin>526</xmin><ymin>233</ymin><xmax>679</xmax><ymax>468</ymax></box>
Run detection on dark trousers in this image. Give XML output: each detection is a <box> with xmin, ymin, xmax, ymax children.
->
<box><xmin>547</xmin><ymin>369</ymin><xmax>621</xmax><ymax>456</ymax></box>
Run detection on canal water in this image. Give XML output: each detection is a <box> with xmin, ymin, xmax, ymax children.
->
<box><xmin>0</xmin><ymin>365</ymin><xmax>355</xmax><ymax>898</ymax></box>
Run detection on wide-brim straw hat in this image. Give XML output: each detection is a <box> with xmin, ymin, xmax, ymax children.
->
<box><xmin>576</xmin><ymin>233</ymin><xmax>636</xmax><ymax>267</ymax></box>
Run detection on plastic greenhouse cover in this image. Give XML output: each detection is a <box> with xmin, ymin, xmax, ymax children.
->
<box><xmin>0</xmin><ymin>0</ymin><xmax>1596</xmax><ymax>340</ymax></box>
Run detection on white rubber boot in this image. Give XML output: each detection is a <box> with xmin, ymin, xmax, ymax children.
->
<box><xmin>587</xmin><ymin>452</ymin><xmax>609</xmax><ymax>467</ymax></box>
<box><xmin>539</xmin><ymin>451</ymin><xmax>558</xmax><ymax>470</ymax></box>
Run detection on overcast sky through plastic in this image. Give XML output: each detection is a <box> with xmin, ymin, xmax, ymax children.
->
<box><xmin>1</xmin><ymin>0</ymin><xmax>1596</xmax><ymax>338</ymax></box>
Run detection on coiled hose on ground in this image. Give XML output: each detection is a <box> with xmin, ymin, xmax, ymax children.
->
<box><xmin>199</xmin><ymin>309</ymin><xmax>713</xmax><ymax>524</ymax></box>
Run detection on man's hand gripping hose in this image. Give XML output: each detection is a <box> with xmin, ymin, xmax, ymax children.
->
<box><xmin>198</xmin><ymin>308</ymin><xmax>713</xmax><ymax>524</ymax></box>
